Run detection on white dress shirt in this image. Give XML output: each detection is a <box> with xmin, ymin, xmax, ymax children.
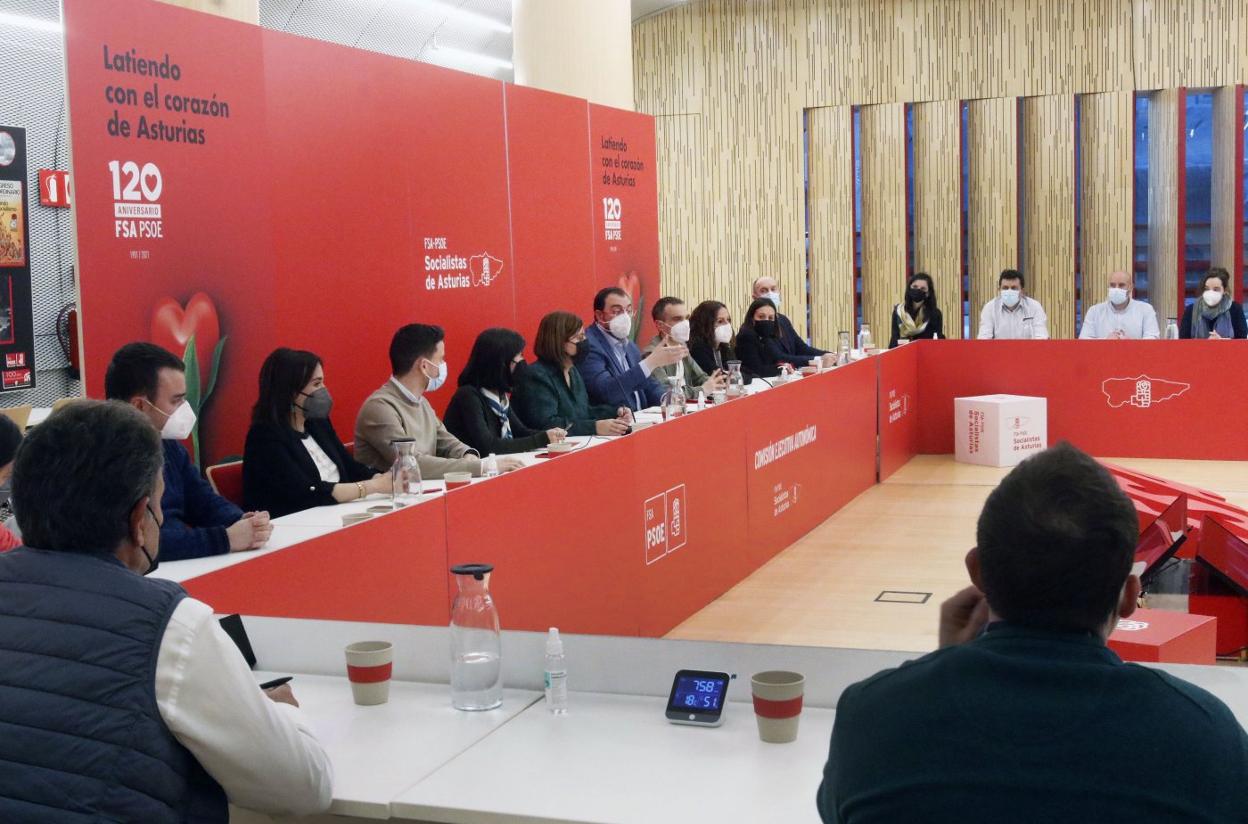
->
<box><xmin>978</xmin><ymin>296</ymin><xmax>1050</xmax><ymax>340</ymax></box>
<box><xmin>1078</xmin><ymin>299</ymin><xmax>1161</xmax><ymax>340</ymax></box>
<box><xmin>155</xmin><ymin>597</ymin><xmax>334</xmax><ymax>816</ymax></box>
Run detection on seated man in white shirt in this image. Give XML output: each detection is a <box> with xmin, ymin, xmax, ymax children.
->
<box><xmin>0</xmin><ymin>400</ymin><xmax>333</xmax><ymax>823</ymax></box>
<box><xmin>977</xmin><ymin>269</ymin><xmax>1049</xmax><ymax>340</ymax></box>
<box><xmin>1078</xmin><ymin>270</ymin><xmax>1160</xmax><ymax>340</ymax></box>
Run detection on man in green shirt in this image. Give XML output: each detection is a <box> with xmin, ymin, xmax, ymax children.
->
<box><xmin>643</xmin><ymin>297</ymin><xmax>726</xmax><ymax>398</ymax></box>
<box><xmin>818</xmin><ymin>443</ymin><xmax>1248</xmax><ymax>824</ymax></box>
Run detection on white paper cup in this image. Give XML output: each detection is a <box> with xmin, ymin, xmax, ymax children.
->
<box><xmin>345</xmin><ymin>641</ymin><xmax>393</xmax><ymax>705</ymax></box>
<box><xmin>751</xmin><ymin>670</ymin><xmax>805</xmax><ymax>743</ymax></box>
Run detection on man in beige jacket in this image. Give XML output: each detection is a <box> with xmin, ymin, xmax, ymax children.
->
<box><xmin>354</xmin><ymin>324</ymin><xmax>524</xmax><ymax>479</ymax></box>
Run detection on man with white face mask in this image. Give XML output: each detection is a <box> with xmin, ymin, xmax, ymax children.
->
<box><xmin>105</xmin><ymin>343</ymin><xmax>271</xmax><ymax>561</ymax></box>
<box><xmin>355</xmin><ymin>323</ymin><xmax>525</xmax><ymax>478</ymax></box>
<box><xmin>977</xmin><ymin>269</ymin><xmax>1050</xmax><ymax>340</ymax></box>
<box><xmin>1078</xmin><ymin>270</ymin><xmax>1160</xmax><ymax>340</ymax></box>
<box><xmin>579</xmin><ymin>287</ymin><xmax>685</xmax><ymax>412</ymax></box>
<box><xmin>643</xmin><ymin>297</ymin><xmax>728</xmax><ymax>396</ymax></box>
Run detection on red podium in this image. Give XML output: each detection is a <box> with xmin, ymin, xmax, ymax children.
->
<box><xmin>1108</xmin><ymin>609</ymin><xmax>1217</xmax><ymax>665</ymax></box>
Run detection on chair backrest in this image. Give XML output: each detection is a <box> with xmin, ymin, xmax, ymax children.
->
<box><xmin>206</xmin><ymin>460</ymin><xmax>244</xmax><ymax>508</ymax></box>
<box><xmin>0</xmin><ymin>405</ymin><xmax>32</xmax><ymax>432</ymax></box>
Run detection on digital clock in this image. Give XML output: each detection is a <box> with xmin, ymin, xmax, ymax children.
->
<box><xmin>665</xmin><ymin>669</ymin><xmax>730</xmax><ymax>726</ymax></box>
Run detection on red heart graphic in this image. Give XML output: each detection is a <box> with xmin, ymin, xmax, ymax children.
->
<box><xmin>150</xmin><ymin>292</ymin><xmax>220</xmax><ymax>392</ymax></box>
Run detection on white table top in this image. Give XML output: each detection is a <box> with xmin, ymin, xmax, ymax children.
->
<box><xmin>392</xmin><ymin>691</ymin><xmax>834</xmax><ymax>824</ymax></box>
<box><xmin>258</xmin><ymin>671</ymin><xmax>540</xmax><ymax>820</ymax></box>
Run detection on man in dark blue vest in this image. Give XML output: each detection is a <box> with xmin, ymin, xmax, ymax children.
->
<box><xmin>817</xmin><ymin>443</ymin><xmax>1248</xmax><ymax>824</ymax></box>
<box><xmin>0</xmin><ymin>401</ymin><xmax>332</xmax><ymax>822</ymax></box>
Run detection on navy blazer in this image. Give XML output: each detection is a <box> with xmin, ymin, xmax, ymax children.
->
<box><xmin>577</xmin><ymin>323</ymin><xmax>664</xmax><ymax>411</ymax></box>
<box><xmin>774</xmin><ymin>312</ymin><xmax>827</xmax><ymax>366</ymax></box>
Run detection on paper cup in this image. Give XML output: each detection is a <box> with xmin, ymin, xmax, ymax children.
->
<box><xmin>751</xmin><ymin>670</ymin><xmax>804</xmax><ymax>743</ymax></box>
<box><xmin>547</xmin><ymin>441</ymin><xmax>573</xmax><ymax>454</ymax></box>
<box><xmin>445</xmin><ymin>472</ymin><xmax>473</xmax><ymax>489</ymax></box>
<box><xmin>345</xmin><ymin>641</ymin><xmax>393</xmax><ymax>705</ymax></box>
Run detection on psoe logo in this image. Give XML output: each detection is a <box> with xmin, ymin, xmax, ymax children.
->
<box><xmin>469</xmin><ymin>253</ymin><xmax>504</xmax><ymax>287</ymax></box>
<box><xmin>602</xmin><ymin>197</ymin><xmax>622</xmax><ymax>241</ymax></box>
<box><xmin>1101</xmin><ymin>376</ymin><xmax>1190</xmax><ymax>409</ymax></box>
<box><xmin>643</xmin><ymin>484</ymin><xmax>687</xmax><ymax>566</ymax></box>
<box><xmin>1115</xmin><ymin>619</ymin><xmax>1149</xmax><ymax>632</ymax></box>
<box><xmin>1008</xmin><ymin>415</ymin><xmax>1031</xmax><ymax>431</ymax></box>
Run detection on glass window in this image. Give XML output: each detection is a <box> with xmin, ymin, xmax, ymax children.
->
<box><xmin>1133</xmin><ymin>93</ymin><xmax>1150</xmax><ymax>302</ymax></box>
<box><xmin>1184</xmin><ymin>91</ymin><xmax>1214</xmax><ymax>307</ymax></box>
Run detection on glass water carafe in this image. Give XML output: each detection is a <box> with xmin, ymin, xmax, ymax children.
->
<box><xmin>450</xmin><ymin>563</ymin><xmax>503</xmax><ymax>711</ymax></box>
<box><xmin>661</xmin><ymin>376</ymin><xmax>687</xmax><ymax>420</ymax></box>
<box><xmin>1165</xmin><ymin>317</ymin><xmax>1179</xmax><ymax>340</ymax></box>
<box><xmin>725</xmin><ymin>360</ymin><xmax>746</xmax><ymax>399</ymax></box>
<box><xmin>389</xmin><ymin>438</ymin><xmax>421</xmax><ymax>505</ymax></box>
<box><xmin>837</xmin><ymin>331</ymin><xmax>851</xmax><ymax>365</ymax></box>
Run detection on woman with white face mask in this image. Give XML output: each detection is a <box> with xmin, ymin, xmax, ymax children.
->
<box><xmin>1179</xmin><ymin>268</ymin><xmax>1247</xmax><ymax>340</ymax></box>
<box><xmin>688</xmin><ymin>300</ymin><xmax>747</xmax><ymax>378</ymax></box>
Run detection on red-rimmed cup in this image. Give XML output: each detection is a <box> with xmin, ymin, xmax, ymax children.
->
<box><xmin>751</xmin><ymin>670</ymin><xmax>804</xmax><ymax>743</ymax></box>
<box><xmin>444</xmin><ymin>471</ymin><xmax>473</xmax><ymax>490</ymax></box>
<box><xmin>345</xmin><ymin>641</ymin><xmax>393</xmax><ymax>705</ymax></box>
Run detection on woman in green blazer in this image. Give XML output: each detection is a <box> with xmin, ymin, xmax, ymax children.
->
<box><xmin>513</xmin><ymin>311</ymin><xmax>632</xmax><ymax>437</ymax></box>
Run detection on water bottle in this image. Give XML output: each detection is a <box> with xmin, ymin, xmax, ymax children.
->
<box><xmin>482</xmin><ymin>453</ymin><xmax>499</xmax><ymax>478</ymax></box>
<box><xmin>450</xmin><ymin>563</ymin><xmax>503</xmax><ymax>711</ymax></box>
<box><xmin>1165</xmin><ymin>317</ymin><xmax>1179</xmax><ymax>340</ymax></box>
<box><xmin>857</xmin><ymin>324</ymin><xmax>874</xmax><ymax>353</ymax></box>
<box><xmin>544</xmin><ymin>627</ymin><xmax>568</xmax><ymax>715</ymax></box>
<box><xmin>389</xmin><ymin>438</ymin><xmax>421</xmax><ymax>505</ymax></box>
<box><xmin>661</xmin><ymin>376</ymin><xmax>686</xmax><ymax>420</ymax></box>
<box><xmin>696</xmin><ymin>389</ymin><xmax>707</xmax><ymax>411</ymax></box>
<box><xmin>837</xmin><ymin>331</ymin><xmax>851</xmax><ymax>365</ymax></box>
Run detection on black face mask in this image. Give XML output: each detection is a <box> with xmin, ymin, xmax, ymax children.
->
<box><xmin>506</xmin><ymin>359</ymin><xmax>527</xmax><ymax>391</ymax></box>
<box><xmin>755</xmin><ymin>320</ymin><xmax>778</xmax><ymax>338</ymax></box>
<box><xmin>570</xmin><ymin>340</ymin><xmax>590</xmax><ymax>364</ymax></box>
<box><xmin>907</xmin><ymin>287</ymin><xmax>928</xmax><ymax>304</ymax></box>
<box><xmin>141</xmin><ymin>503</ymin><xmax>161</xmax><ymax>575</ymax></box>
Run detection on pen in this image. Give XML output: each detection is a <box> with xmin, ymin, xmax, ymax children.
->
<box><xmin>259</xmin><ymin>676</ymin><xmax>293</xmax><ymax>690</ymax></box>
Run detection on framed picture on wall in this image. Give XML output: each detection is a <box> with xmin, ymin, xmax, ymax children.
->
<box><xmin>0</xmin><ymin>179</ymin><xmax>25</xmax><ymax>268</ymax></box>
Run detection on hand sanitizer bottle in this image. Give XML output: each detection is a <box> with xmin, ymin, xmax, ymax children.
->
<box><xmin>544</xmin><ymin>627</ymin><xmax>568</xmax><ymax>715</ymax></box>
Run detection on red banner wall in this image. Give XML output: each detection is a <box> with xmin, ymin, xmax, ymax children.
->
<box><xmin>64</xmin><ymin>0</ymin><xmax>661</xmax><ymax>463</ymax></box>
<box><xmin>915</xmin><ymin>340</ymin><xmax>1248</xmax><ymax>460</ymax></box>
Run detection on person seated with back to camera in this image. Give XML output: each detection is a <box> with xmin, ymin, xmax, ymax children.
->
<box><xmin>0</xmin><ymin>400</ymin><xmax>333</xmax><ymax>822</ymax></box>
<box><xmin>816</xmin><ymin>442</ymin><xmax>1248</xmax><ymax>824</ymax></box>
<box><xmin>735</xmin><ymin>297</ymin><xmax>792</xmax><ymax>381</ymax></box>
<box><xmin>889</xmin><ymin>272</ymin><xmax>944</xmax><ymax>348</ymax></box>
<box><xmin>977</xmin><ymin>269</ymin><xmax>1049</xmax><ymax>340</ymax></box>
<box><xmin>512</xmin><ymin>310</ymin><xmax>631</xmax><ymax>437</ymax></box>
<box><xmin>243</xmin><ymin>347</ymin><xmax>389</xmax><ymax>518</ymax></box>
<box><xmin>105</xmin><ymin>342</ymin><xmax>271</xmax><ymax>560</ymax></box>
<box><xmin>1179</xmin><ymin>267</ymin><xmax>1247</xmax><ymax>339</ymax></box>
<box><xmin>749</xmin><ymin>275</ymin><xmax>837</xmax><ymax>368</ymax></box>
<box><xmin>355</xmin><ymin>323</ymin><xmax>524</xmax><ymax>479</ymax></box>
<box><xmin>443</xmin><ymin>327</ymin><xmax>567</xmax><ymax>456</ymax></box>
<box><xmin>578</xmin><ymin>286</ymin><xmax>685</xmax><ymax>413</ymax></box>
<box><xmin>642</xmin><ymin>296</ymin><xmax>728</xmax><ymax>398</ymax></box>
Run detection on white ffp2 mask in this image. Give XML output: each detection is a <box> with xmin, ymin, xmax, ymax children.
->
<box><xmin>669</xmin><ymin>319</ymin><xmax>691</xmax><ymax>343</ymax></box>
<box><xmin>608</xmin><ymin>312</ymin><xmax>632</xmax><ymax>340</ymax></box>
<box><xmin>714</xmin><ymin>324</ymin><xmax>733</xmax><ymax>345</ymax></box>
<box><xmin>158</xmin><ymin>401</ymin><xmax>196</xmax><ymax>441</ymax></box>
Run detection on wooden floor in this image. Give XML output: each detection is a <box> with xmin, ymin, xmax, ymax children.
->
<box><xmin>666</xmin><ymin>455</ymin><xmax>1248</xmax><ymax>654</ymax></box>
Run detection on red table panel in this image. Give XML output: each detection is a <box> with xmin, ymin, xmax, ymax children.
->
<box><xmin>1108</xmin><ymin>608</ymin><xmax>1217</xmax><ymax>664</ymax></box>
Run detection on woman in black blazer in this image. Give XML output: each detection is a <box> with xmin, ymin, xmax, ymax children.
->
<box><xmin>688</xmin><ymin>300</ymin><xmax>744</xmax><ymax>376</ymax></box>
<box><xmin>1179</xmin><ymin>268</ymin><xmax>1247</xmax><ymax>339</ymax></box>
<box><xmin>242</xmin><ymin>348</ymin><xmax>389</xmax><ymax>518</ymax></box>
<box><xmin>889</xmin><ymin>272</ymin><xmax>945</xmax><ymax>348</ymax></box>
<box><xmin>512</xmin><ymin>311</ymin><xmax>630</xmax><ymax>437</ymax></box>
<box><xmin>444</xmin><ymin>328</ymin><xmax>566</xmax><ymax>455</ymax></box>
<box><xmin>734</xmin><ymin>298</ymin><xmax>789</xmax><ymax>380</ymax></box>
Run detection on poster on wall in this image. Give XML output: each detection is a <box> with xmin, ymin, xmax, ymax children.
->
<box><xmin>0</xmin><ymin>127</ymin><xmax>37</xmax><ymax>391</ymax></box>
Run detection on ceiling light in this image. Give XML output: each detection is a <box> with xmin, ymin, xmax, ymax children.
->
<box><xmin>0</xmin><ymin>11</ymin><xmax>61</xmax><ymax>33</ymax></box>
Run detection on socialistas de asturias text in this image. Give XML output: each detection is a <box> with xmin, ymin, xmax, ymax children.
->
<box><xmin>102</xmin><ymin>45</ymin><xmax>231</xmax><ymax>146</ymax></box>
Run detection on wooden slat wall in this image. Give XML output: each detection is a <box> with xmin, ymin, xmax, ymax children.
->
<box><xmin>1021</xmin><ymin>96</ymin><xmax>1077</xmax><ymax>338</ymax></box>
<box><xmin>1210</xmin><ymin>85</ymin><xmax>1242</xmax><ymax>280</ymax></box>
<box><xmin>912</xmin><ymin>100</ymin><xmax>963</xmax><ymax>338</ymax></box>
<box><xmin>967</xmin><ymin>98</ymin><xmax>1019</xmax><ymax>325</ymax></box>
<box><xmin>806</xmin><ymin>106</ymin><xmax>855</xmax><ymax>346</ymax></box>
<box><xmin>1079</xmin><ymin>92</ymin><xmax>1136</xmax><ymax>296</ymax></box>
<box><xmin>654</xmin><ymin>115</ymin><xmax>709</xmax><ymax>308</ymax></box>
<box><xmin>1147</xmin><ymin>89</ymin><xmax>1183</xmax><ymax>324</ymax></box>
<box><xmin>633</xmin><ymin>0</ymin><xmax>1248</xmax><ymax>345</ymax></box>
<box><xmin>859</xmin><ymin>103</ymin><xmax>908</xmax><ymax>345</ymax></box>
